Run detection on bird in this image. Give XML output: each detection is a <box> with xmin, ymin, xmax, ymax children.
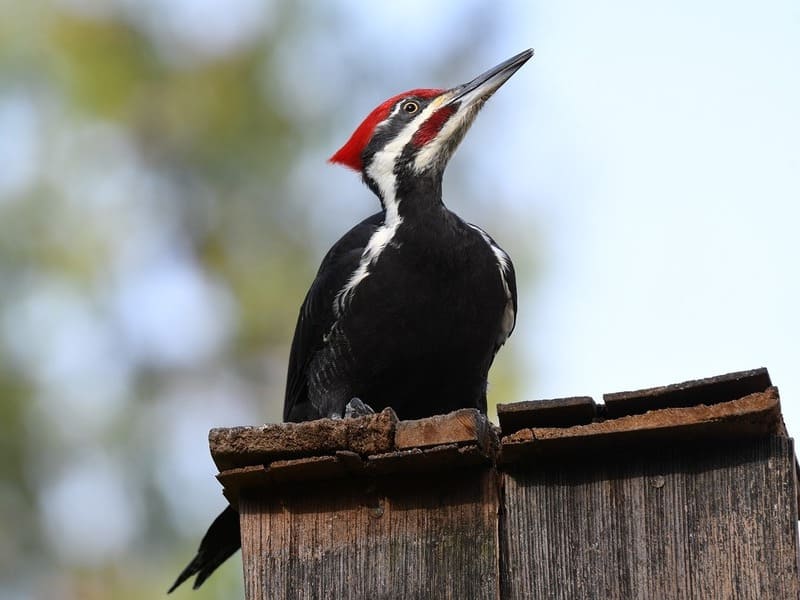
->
<box><xmin>169</xmin><ymin>47</ymin><xmax>533</xmax><ymax>593</ymax></box>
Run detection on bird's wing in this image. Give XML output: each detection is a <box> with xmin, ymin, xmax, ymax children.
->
<box><xmin>501</xmin><ymin>252</ymin><xmax>518</xmax><ymax>344</ymax></box>
<box><xmin>283</xmin><ymin>212</ymin><xmax>383</xmax><ymax>422</ymax></box>
<box><xmin>467</xmin><ymin>223</ymin><xmax>517</xmax><ymax>350</ymax></box>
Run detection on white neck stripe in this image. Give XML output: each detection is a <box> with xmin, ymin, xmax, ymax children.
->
<box><xmin>333</xmin><ymin>98</ymin><xmax>450</xmax><ymax>317</ymax></box>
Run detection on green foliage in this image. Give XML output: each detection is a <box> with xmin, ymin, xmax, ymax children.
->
<box><xmin>0</xmin><ymin>2</ymin><xmax>529</xmax><ymax>597</ymax></box>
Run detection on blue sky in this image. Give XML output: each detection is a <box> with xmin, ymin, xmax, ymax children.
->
<box><xmin>323</xmin><ymin>0</ymin><xmax>800</xmax><ymax>425</ymax></box>
<box><xmin>326</xmin><ymin>1</ymin><xmax>800</xmax><ymax>428</ymax></box>
<box><xmin>507</xmin><ymin>1</ymin><xmax>800</xmax><ymax>416</ymax></box>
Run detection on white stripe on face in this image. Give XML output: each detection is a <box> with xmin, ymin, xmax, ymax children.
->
<box><xmin>334</xmin><ymin>96</ymin><xmax>447</xmax><ymax>315</ymax></box>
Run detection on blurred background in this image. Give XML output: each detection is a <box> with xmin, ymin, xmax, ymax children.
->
<box><xmin>0</xmin><ymin>0</ymin><xmax>797</xmax><ymax>598</ymax></box>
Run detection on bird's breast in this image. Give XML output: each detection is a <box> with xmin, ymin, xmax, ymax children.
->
<box><xmin>343</xmin><ymin>225</ymin><xmax>507</xmax><ymax>354</ymax></box>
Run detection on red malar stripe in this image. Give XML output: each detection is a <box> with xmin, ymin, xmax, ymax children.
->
<box><xmin>411</xmin><ymin>105</ymin><xmax>457</xmax><ymax>148</ymax></box>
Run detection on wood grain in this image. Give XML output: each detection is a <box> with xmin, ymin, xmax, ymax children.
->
<box><xmin>500</xmin><ymin>389</ymin><xmax>782</xmax><ymax>462</ymax></box>
<box><xmin>497</xmin><ymin>396</ymin><xmax>597</xmax><ymax>435</ymax></box>
<box><xmin>603</xmin><ymin>367</ymin><xmax>771</xmax><ymax>418</ymax></box>
<box><xmin>240</xmin><ymin>468</ymin><xmax>500</xmax><ymax>600</ymax></box>
<box><xmin>501</xmin><ymin>436</ymin><xmax>799</xmax><ymax>600</ymax></box>
<box><xmin>394</xmin><ymin>408</ymin><xmax>491</xmax><ymax>450</ymax></box>
<box><xmin>210</xmin><ymin>408</ymin><xmax>397</xmax><ymax>471</ymax></box>
<box><xmin>216</xmin><ymin>370</ymin><xmax>799</xmax><ymax>598</ymax></box>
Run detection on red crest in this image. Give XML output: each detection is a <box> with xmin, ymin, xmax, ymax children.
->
<box><xmin>329</xmin><ymin>88</ymin><xmax>444</xmax><ymax>171</ymax></box>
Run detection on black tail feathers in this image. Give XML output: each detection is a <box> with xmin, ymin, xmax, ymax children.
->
<box><xmin>168</xmin><ymin>505</ymin><xmax>241</xmax><ymax>593</ymax></box>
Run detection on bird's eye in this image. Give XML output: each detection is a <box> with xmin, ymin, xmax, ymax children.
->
<box><xmin>402</xmin><ymin>100</ymin><xmax>419</xmax><ymax>114</ymax></box>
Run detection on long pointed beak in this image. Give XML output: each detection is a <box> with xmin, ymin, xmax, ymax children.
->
<box><xmin>409</xmin><ymin>48</ymin><xmax>534</xmax><ymax>173</ymax></box>
<box><xmin>447</xmin><ymin>48</ymin><xmax>534</xmax><ymax>108</ymax></box>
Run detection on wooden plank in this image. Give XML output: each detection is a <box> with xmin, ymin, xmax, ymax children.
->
<box><xmin>501</xmin><ymin>436</ymin><xmax>800</xmax><ymax>600</ymax></box>
<box><xmin>367</xmin><ymin>443</ymin><xmax>492</xmax><ymax>476</ymax></box>
<box><xmin>215</xmin><ymin>465</ymin><xmax>270</xmax><ymax>508</ymax></box>
<box><xmin>239</xmin><ymin>469</ymin><xmax>500</xmax><ymax>600</ymax></box>
<box><xmin>603</xmin><ymin>367</ymin><xmax>771</xmax><ymax>418</ymax></box>
<box><xmin>209</xmin><ymin>407</ymin><xmax>397</xmax><ymax>471</ymax></box>
<box><xmin>216</xmin><ymin>464</ymin><xmax>270</xmax><ymax>490</ymax></box>
<box><xmin>497</xmin><ymin>396</ymin><xmax>596</xmax><ymax>435</ymax></box>
<box><xmin>268</xmin><ymin>455</ymin><xmax>345</xmax><ymax>484</ymax></box>
<box><xmin>395</xmin><ymin>408</ymin><xmax>492</xmax><ymax>450</ymax></box>
<box><xmin>500</xmin><ymin>389</ymin><xmax>781</xmax><ymax>463</ymax></box>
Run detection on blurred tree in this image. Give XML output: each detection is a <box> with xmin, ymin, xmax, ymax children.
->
<box><xmin>0</xmin><ymin>1</ymin><xmax>527</xmax><ymax>598</ymax></box>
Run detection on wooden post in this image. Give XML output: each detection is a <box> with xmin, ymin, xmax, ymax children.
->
<box><xmin>210</xmin><ymin>368</ymin><xmax>800</xmax><ymax>599</ymax></box>
<box><xmin>212</xmin><ymin>409</ymin><xmax>501</xmax><ymax>599</ymax></box>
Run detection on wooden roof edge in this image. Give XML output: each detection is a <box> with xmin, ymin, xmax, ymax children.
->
<box><xmin>496</xmin><ymin>367</ymin><xmax>772</xmax><ymax>437</ymax></box>
<box><xmin>498</xmin><ymin>387</ymin><xmax>783</xmax><ymax>464</ymax></box>
<box><xmin>497</xmin><ymin>396</ymin><xmax>597</xmax><ymax>435</ymax></box>
<box><xmin>602</xmin><ymin>367</ymin><xmax>771</xmax><ymax>418</ymax></box>
<box><xmin>207</xmin><ymin>368</ymin><xmax>789</xmax><ymax>495</ymax></box>
<box><xmin>209</xmin><ymin>407</ymin><xmax>496</xmax><ymax>473</ymax></box>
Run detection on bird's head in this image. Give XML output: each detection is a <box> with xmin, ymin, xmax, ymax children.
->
<box><xmin>330</xmin><ymin>49</ymin><xmax>534</xmax><ymax>201</ymax></box>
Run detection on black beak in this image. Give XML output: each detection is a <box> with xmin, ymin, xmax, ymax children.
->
<box><xmin>448</xmin><ymin>48</ymin><xmax>534</xmax><ymax>106</ymax></box>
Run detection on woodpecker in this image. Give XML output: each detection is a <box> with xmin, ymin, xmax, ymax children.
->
<box><xmin>169</xmin><ymin>48</ymin><xmax>533</xmax><ymax>592</ymax></box>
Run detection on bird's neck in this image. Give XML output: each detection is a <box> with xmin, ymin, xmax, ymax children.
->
<box><xmin>373</xmin><ymin>169</ymin><xmax>446</xmax><ymax>224</ymax></box>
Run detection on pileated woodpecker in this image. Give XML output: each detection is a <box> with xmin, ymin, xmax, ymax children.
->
<box><xmin>169</xmin><ymin>48</ymin><xmax>533</xmax><ymax>592</ymax></box>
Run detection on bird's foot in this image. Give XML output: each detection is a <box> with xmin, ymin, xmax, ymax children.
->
<box><xmin>344</xmin><ymin>397</ymin><xmax>375</xmax><ymax>418</ymax></box>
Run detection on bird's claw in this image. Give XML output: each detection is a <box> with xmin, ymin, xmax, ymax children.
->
<box><xmin>344</xmin><ymin>397</ymin><xmax>375</xmax><ymax>418</ymax></box>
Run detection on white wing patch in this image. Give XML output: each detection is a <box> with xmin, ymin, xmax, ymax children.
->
<box><xmin>468</xmin><ymin>224</ymin><xmax>515</xmax><ymax>346</ymax></box>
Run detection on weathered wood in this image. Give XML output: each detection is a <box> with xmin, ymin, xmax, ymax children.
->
<box><xmin>500</xmin><ymin>388</ymin><xmax>781</xmax><ymax>462</ymax></box>
<box><xmin>210</xmin><ymin>408</ymin><xmax>397</xmax><ymax>471</ymax></box>
<box><xmin>239</xmin><ymin>469</ymin><xmax>500</xmax><ymax>600</ymax></box>
<box><xmin>497</xmin><ymin>396</ymin><xmax>597</xmax><ymax>435</ymax></box>
<box><xmin>603</xmin><ymin>367</ymin><xmax>771</xmax><ymax>418</ymax></box>
<box><xmin>367</xmin><ymin>443</ymin><xmax>492</xmax><ymax>475</ymax></box>
<box><xmin>395</xmin><ymin>408</ymin><xmax>492</xmax><ymax>450</ymax></box>
<box><xmin>216</xmin><ymin>464</ymin><xmax>270</xmax><ymax>490</ymax></box>
<box><xmin>207</xmin><ymin>368</ymin><xmax>800</xmax><ymax>599</ymax></box>
<box><xmin>500</xmin><ymin>436</ymin><xmax>800</xmax><ymax>600</ymax></box>
<box><xmin>213</xmin><ymin>409</ymin><xmax>498</xmax><ymax>502</ymax></box>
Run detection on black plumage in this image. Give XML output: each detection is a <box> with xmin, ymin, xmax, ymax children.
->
<box><xmin>284</xmin><ymin>198</ymin><xmax>516</xmax><ymax>423</ymax></box>
<box><xmin>167</xmin><ymin>505</ymin><xmax>240</xmax><ymax>592</ymax></box>
<box><xmin>169</xmin><ymin>48</ymin><xmax>532</xmax><ymax>593</ymax></box>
